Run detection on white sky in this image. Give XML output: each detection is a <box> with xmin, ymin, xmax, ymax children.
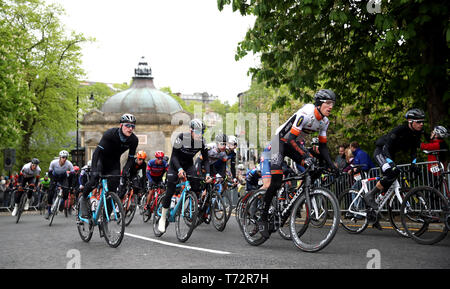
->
<box><xmin>45</xmin><ymin>0</ymin><xmax>259</xmax><ymax>104</ymax></box>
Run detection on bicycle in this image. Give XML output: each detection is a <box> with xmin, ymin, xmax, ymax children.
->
<box><xmin>141</xmin><ymin>182</ymin><xmax>166</xmax><ymax>223</ymax></box>
<box><xmin>76</xmin><ymin>175</ymin><xmax>126</xmax><ymax>248</ymax></box>
<box><xmin>15</xmin><ymin>185</ymin><xmax>35</xmax><ymax>224</ymax></box>
<box><xmin>121</xmin><ymin>177</ymin><xmax>138</xmax><ymax>226</ymax></box>
<box><xmin>48</xmin><ymin>183</ymin><xmax>70</xmax><ymax>226</ymax></box>
<box><xmin>241</xmin><ymin>164</ymin><xmax>340</xmax><ymax>252</ymax></box>
<box><xmin>400</xmin><ymin>149</ymin><xmax>450</xmax><ymax>245</ymax></box>
<box><xmin>339</xmin><ymin>165</ymin><xmax>413</xmax><ymax>237</ymax></box>
<box><xmin>152</xmin><ymin>175</ymin><xmax>199</xmax><ymax>243</ymax></box>
<box><xmin>195</xmin><ymin>177</ymin><xmax>228</xmax><ymax>232</ymax></box>
<box><xmin>64</xmin><ymin>187</ymin><xmax>76</xmax><ymax>218</ymax></box>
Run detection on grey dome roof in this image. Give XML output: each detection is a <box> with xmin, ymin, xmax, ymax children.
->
<box><xmin>101</xmin><ymin>57</ymin><xmax>183</xmax><ymax>115</ymax></box>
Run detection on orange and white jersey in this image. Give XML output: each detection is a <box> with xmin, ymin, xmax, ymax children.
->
<box><xmin>275</xmin><ymin>104</ymin><xmax>329</xmax><ymax>143</ymax></box>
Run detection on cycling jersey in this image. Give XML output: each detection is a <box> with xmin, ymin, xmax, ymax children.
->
<box><xmin>40</xmin><ymin>178</ymin><xmax>51</xmax><ymax>189</ymax></box>
<box><xmin>48</xmin><ymin>159</ymin><xmax>74</xmax><ymax>178</ymax></box>
<box><xmin>20</xmin><ymin>163</ymin><xmax>41</xmax><ymax>180</ymax></box>
<box><xmin>170</xmin><ymin>132</ymin><xmax>210</xmax><ymax>175</ymax></box>
<box><xmin>146</xmin><ymin>158</ymin><xmax>169</xmax><ymax>179</ymax></box>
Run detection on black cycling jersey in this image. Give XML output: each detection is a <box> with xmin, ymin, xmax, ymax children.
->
<box><xmin>170</xmin><ymin>132</ymin><xmax>210</xmax><ymax>175</ymax></box>
<box><xmin>91</xmin><ymin>127</ymin><xmax>139</xmax><ymax>175</ymax></box>
<box><xmin>375</xmin><ymin>124</ymin><xmax>422</xmax><ymax>161</ymax></box>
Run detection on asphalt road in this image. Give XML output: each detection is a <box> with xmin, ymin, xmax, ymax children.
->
<box><xmin>0</xmin><ymin>210</ymin><xmax>449</xmax><ymax>270</ymax></box>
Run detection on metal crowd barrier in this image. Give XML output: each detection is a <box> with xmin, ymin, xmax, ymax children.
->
<box><xmin>316</xmin><ymin>161</ymin><xmax>448</xmax><ymax>211</ymax></box>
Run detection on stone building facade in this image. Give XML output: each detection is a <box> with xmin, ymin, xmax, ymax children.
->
<box><xmin>80</xmin><ymin>57</ymin><xmax>191</xmax><ymax>166</ymax></box>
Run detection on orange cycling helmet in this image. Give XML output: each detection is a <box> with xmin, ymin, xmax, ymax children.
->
<box><xmin>136</xmin><ymin>150</ymin><xmax>147</xmax><ymax>160</ymax></box>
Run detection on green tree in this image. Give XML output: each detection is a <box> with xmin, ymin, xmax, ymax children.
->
<box><xmin>0</xmin><ymin>0</ymin><xmax>91</xmax><ymax>170</ymax></box>
<box><xmin>218</xmin><ymin>0</ymin><xmax>449</xmax><ymax>154</ymax></box>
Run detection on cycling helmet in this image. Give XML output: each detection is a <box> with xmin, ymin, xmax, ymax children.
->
<box><xmin>87</xmin><ymin>160</ymin><xmax>92</xmax><ymax>168</ymax></box>
<box><xmin>73</xmin><ymin>166</ymin><xmax>80</xmax><ymax>172</ymax></box>
<box><xmin>311</xmin><ymin>137</ymin><xmax>319</xmax><ymax>145</ymax></box>
<box><xmin>31</xmin><ymin>158</ymin><xmax>40</xmax><ymax>165</ymax></box>
<box><xmin>215</xmin><ymin>133</ymin><xmax>228</xmax><ymax>143</ymax></box>
<box><xmin>190</xmin><ymin>118</ymin><xmax>205</xmax><ymax>134</ymax></box>
<box><xmin>433</xmin><ymin>126</ymin><xmax>448</xmax><ymax>138</ymax></box>
<box><xmin>227</xmin><ymin>135</ymin><xmax>238</xmax><ymax>146</ymax></box>
<box><xmin>120</xmin><ymin>113</ymin><xmax>136</xmax><ymax>124</ymax></box>
<box><xmin>154</xmin><ymin>151</ymin><xmax>164</xmax><ymax>158</ymax></box>
<box><xmin>59</xmin><ymin>150</ymin><xmax>69</xmax><ymax>158</ymax></box>
<box><xmin>136</xmin><ymin>150</ymin><xmax>147</xmax><ymax>160</ymax></box>
<box><xmin>314</xmin><ymin>89</ymin><xmax>336</xmax><ymax>106</ymax></box>
<box><xmin>405</xmin><ymin>108</ymin><xmax>425</xmax><ymax>120</ymax></box>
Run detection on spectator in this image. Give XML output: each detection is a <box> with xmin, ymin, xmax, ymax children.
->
<box><xmin>0</xmin><ymin>177</ymin><xmax>5</xmax><ymax>206</ymax></box>
<box><xmin>335</xmin><ymin>144</ymin><xmax>348</xmax><ymax>170</ymax></box>
<box><xmin>349</xmin><ymin>141</ymin><xmax>375</xmax><ymax>173</ymax></box>
<box><xmin>342</xmin><ymin>148</ymin><xmax>355</xmax><ymax>173</ymax></box>
<box><xmin>420</xmin><ymin>126</ymin><xmax>448</xmax><ymax>177</ymax></box>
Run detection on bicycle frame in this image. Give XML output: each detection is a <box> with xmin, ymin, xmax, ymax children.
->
<box><xmin>156</xmin><ymin>179</ymin><xmax>193</xmax><ymax>223</ymax></box>
<box><xmin>78</xmin><ymin>179</ymin><xmax>118</xmax><ymax>226</ymax></box>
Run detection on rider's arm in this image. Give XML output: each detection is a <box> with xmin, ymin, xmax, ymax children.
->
<box><xmin>122</xmin><ymin>139</ymin><xmax>138</xmax><ymax>176</ymax></box>
<box><xmin>201</xmin><ymin>143</ymin><xmax>210</xmax><ymax>177</ymax></box>
<box><xmin>318</xmin><ymin>142</ymin><xmax>337</xmax><ymax>170</ymax></box>
<box><xmin>171</xmin><ymin>134</ymin><xmax>184</xmax><ymax>172</ymax></box>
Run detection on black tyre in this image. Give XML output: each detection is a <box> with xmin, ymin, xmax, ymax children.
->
<box><xmin>49</xmin><ymin>195</ymin><xmax>60</xmax><ymax>227</ymax></box>
<box><xmin>101</xmin><ymin>192</ymin><xmax>126</xmax><ymax>248</ymax></box>
<box><xmin>339</xmin><ymin>189</ymin><xmax>368</xmax><ymax>234</ymax></box>
<box><xmin>15</xmin><ymin>193</ymin><xmax>27</xmax><ymax>224</ymax></box>
<box><xmin>387</xmin><ymin>191</ymin><xmax>410</xmax><ymax>237</ymax></box>
<box><xmin>241</xmin><ymin>190</ymin><xmax>268</xmax><ymax>246</ymax></box>
<box><xmin>124</xmin><ymin>192</ymin><xmax>137</xmax><ymax>227</ymax></box>
<box><xmin>211</xmin><ymin>192</ymin><xmax>227</xmax><ymax>232</ymax></box>
<box><xmin>175</xmin><ymin>191</ymin><xmax>198</xmax><ymax>242</ymax></box>
<box><xmin>76</xmin><ymin>198</ymin><xmax>93</xmax><ymax>243</ymax></box>
<box><xmin>401</xmin><ymin>186</ymin><xmax>448</xmax><ymax>245</ymax></box>
<box><xmin>290</xmin><ymin>187</ymin><xmax>339</xmax><ymax>252</ymax></box>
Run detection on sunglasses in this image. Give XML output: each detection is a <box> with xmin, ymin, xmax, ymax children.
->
<box><xmin>218</xmin><ymin>142</ymin><xmax>227</xmax><ymax>146</ymax></box>
<box><xmin>192</xmin><ymin>130</ymin><xmax>203</xmax><ymax>135</ymax></box>
<box><xmin>411</xmin><ymin>120</ymin><xmax>424</xmax><ymax>124</ymax></box>
<box><xmin>123</xmin><ymin>123</ymin><xmax>135</xmax><ymax>129</ymax></box>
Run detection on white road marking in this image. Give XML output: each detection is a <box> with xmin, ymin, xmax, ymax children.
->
<box><xmin>124</xmin><ymin>232</ymin><xmax>232</xmax><ymax>255</ymax></box>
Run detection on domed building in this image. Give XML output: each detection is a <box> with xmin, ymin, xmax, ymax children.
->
<box><xmin>80</xmin><ymin>57</ymin><xmax>192</xmax><ymax>165</ymax></box>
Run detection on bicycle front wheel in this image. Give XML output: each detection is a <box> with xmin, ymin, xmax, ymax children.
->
<box><xmin>175</xmin><ymin>191</ymin><xmax>198</xmax><ymax>242</ymax></box>
<box><xmin>241</xmin><ymin>190</ymin><xmax>269</xmax><ymax>246</ymax></box>
<box><xmin>76</xmin><ymin>198</ymin><xmax>93</xmax><ymax>243</ymax></box>
<box><xmin>211</xmin><ymin>192</ymin><xmax>227</xmax><ymax>232</ymax></box>
<box><xmin>401</xmin><ymin>186</ymin><xmax>449</xmax><ymax>245</ymax></box>
<box><xmin>124</xmin><ymin>193</ymin><xmax>137</xmax><ymax>227</ymax></box>
<box><xmin>49</xmin><ymin>195</ymin><xmax>60</xmax><ymax>227</ymax></box>
<box><xmin>387</xmin><ymin>191</ymin><xmax>409</xmax><ymax>237</ymax></box>
<box><xmin>339</xmin><ymin>189</ymin><xmax>368</xmax><ymax>234</ymax></box>
<box><xmin>102</xmin><ymin>192</ymin><xmax>125</xmax><ymax>248</ymax></box>
<box><xmin>16</xmin><ymin>193</ymin><xmax>27</xmax><ymax>224</ymax></box>
<box><xmin>290</xmin><ymin>187</ymin><xmax>340</xmax><ymax>252</ymax></box>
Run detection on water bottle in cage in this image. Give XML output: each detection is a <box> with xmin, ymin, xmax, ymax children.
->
<box><xmin>90</xmin><ymin>198</ymin><xmax>98</xmax><ymax>212</ymax></box>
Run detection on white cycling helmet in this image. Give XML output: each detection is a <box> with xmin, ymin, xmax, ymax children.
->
<box><xmin>433</xmin><ymin>126</ymin><xmax>448</xmax><ymax>138</ymax></box>
<box><xmin>227</xmin><ymin>135</ymin><xmax>238</xmax><ymax>146</ymax></box>
<box><xmin>59</xmin><ymin>150</ymin><xmax>69</xmax><ymax>158</ymax></box>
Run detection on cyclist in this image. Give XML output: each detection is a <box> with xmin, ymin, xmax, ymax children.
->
<box><xmin>258</xmin><ymin>89</ymin><xmax>339</xmax><ymax>238</ymax></box>
<box><xmin>364</xmin><ymin>108</ymin><xmax>425</xmax><ymax>230</ymax></box>
<box><xmin>38</xmin><ymin>173</ymin><xmax>51</xmax><ymax>209</ymax></box>
<box><xmin>118</xmin><ymin>150</ymin><xmax>147</xmax><ymax>200</ymax></box>
<box><xmin>79</xmin><ymin>161</ymin><xmax>91</xmax><ymax>193</ymax></box>
<box><xmin>45</xmin><ymin>150</ymin><xmax>75</xmax><ymax>219</ymax></box>
<box><xmin>226</xmin><ymin>135</ymin><xmax>239</xmax><ymax>185</ymax></box>
<box><xmin>157</xmin><ymin>118</ymin><xmax>212</xmax><ymax>233</ymax></box>
<box><xmin>79</xmin><ymin>113</ymin><xmax>139</xmax><ymax>218</ymax></box>
<box><xmin>12</xmin><ymin>158</ymin><xmax>41</xmax><ymax>216</ymax></box>
<box><xmin>146</xmin><ymin>151</ymin><xmax>169</xmax><ymax>187</ymax></box>
<box><xmin>420</xmin><ymin>125</ymin><xmax>448</xmax><ymax>173</ymax></box>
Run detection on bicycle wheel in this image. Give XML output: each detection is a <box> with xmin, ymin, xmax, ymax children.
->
<box><xmin>211</xmin><ymin>192</ymin><xmax>227</xmax><ymax>232</ymax></box>
<box><xmin>290</xmin><ymin>187</ymin><xmax>340</xmax><ymax>252</ymax></box>
<box><xmin>39</xmin><ymin>193</ymin><xmax>48</xmax><ymax>215</ymax></box>
<box><xmin>175</xmin><ymin>191</ymin><xmax>198</xmax><ymax>242</ymax></box>
<box><xmin>387</xmin><ymin>191</ymin><xmax>409</xmax><ymax>237</ymax></box>
<box><xmin>221</xmin><ymin>190</ymin><xmax>232</xmax><ymax>222</ymax></box>
<box><xmin>76</xmin><ymin>198</ymin><xmax>93</xmax><ymax>243</ymax></box>
<box><xmin>339</xmin><ymin>189</ymin><xmax>368</xmax><ymax>234</ymax></box>
<box><xmin>124</xmin><ymin>192</ymin><xmax>137</xmax><ymax>227</ymax></box>
<box><xmin>15</xmin><ymin>193</ymin><xmax>27</xmax><ymax>224</ymax></box>
<box><xmin>235</xmin><ymin>191</ymin><xmax>253</xmax><ymax>233</ymax></box>
<box><xmin>241</xmin><ymin>190</ymin><xmax>268</xmax><ymax>246</ymax></box>
<box><xmin>142</xmin><ymin>193</ymin><xmax>153</xmax><ymax>223</ymax></box>
<box><xmin>49</xmin><ymin>195</ymin><xmax>60</xmax><ymax>227</ymax></box>
<box><xmin>401</xmin><ymin>186</ymin><xmax>449</xmax><ymax>245</ymax></box>
<box><xmin>101</xmin><ymin>192</ymin><xmax>125</xmax><ymax>248</ymax></box>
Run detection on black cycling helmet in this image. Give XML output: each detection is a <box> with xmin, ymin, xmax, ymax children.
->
<box><xmin>31</xmin><ymin>158</ymin><xmax>40</xmax><ymax>165</ymax></box>
<box><xmin>405</xmin><ymin>108</ymin><xmax>425</xmax><ymax>120</ymax></box>
<box><xmin>120</xmin><ymin>113</ymin><xmax>136</xmax><ymax>124</ymax></box>
<box><xmin>314</xmin><ymin>89</ymin><xmax>336</xmax><ymax>106</ymax></box>
<box><xmin>215</xmin><ymin>133</ymin><xmax>228</xmax><ymax>143</ymax></box>
<box><xmin>433</xmin><ymin>126</ymin><xmax>448</xmax><ymax>138</ymax></box>
<box><xmin>190</xmin><ymin>118</ymin><xmax>205</xmax><ymax>134</ymax></box>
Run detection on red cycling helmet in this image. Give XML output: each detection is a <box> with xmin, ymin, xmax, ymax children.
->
<box><xmin>155</xmin><ymin>151</ymin><xmax>165</xmax><ymax>159</ymax></box>
<box><xmin>73</xmin><ymin>166</ymin><xmax>80</xmax><ymax>172</ymax></box>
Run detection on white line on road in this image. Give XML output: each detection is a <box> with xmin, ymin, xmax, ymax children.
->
<box><xmin>124</xmin><ymin>232</ymin><xmax>232</xmax><ymax>255</ymax></box>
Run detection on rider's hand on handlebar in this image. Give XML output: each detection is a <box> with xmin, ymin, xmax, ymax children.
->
<box><xmin>177</xmin><ymin>169</ymin><xmax>186</xmax><ymax>179</ymax></box>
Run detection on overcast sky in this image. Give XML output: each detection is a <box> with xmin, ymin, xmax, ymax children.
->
<box><xmin>45</xmin><ymin>0</ymin><xmax>258</xmax><ymax>104</ymax></box>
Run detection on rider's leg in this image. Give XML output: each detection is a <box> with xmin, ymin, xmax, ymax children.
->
<box><xmin>158</xmin><ymin>166</ymin><xmax>179</xmax><ymax>233</ymax></box>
